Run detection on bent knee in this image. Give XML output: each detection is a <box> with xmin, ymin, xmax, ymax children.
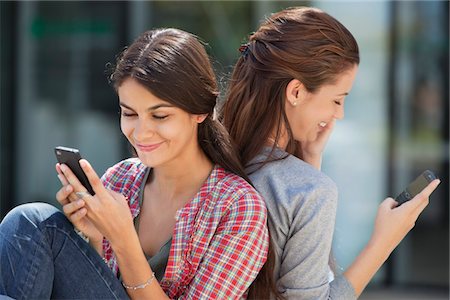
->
<box><xmin>1</xmin><ymin>203</ymin><xmax>61</xmax><ymax>231</ymax></box>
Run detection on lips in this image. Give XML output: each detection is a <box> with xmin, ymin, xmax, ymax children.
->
<box><xmin>136</xmin><ymin>142</ymin><xmax>164</xmax><ymax>152</ymax></box>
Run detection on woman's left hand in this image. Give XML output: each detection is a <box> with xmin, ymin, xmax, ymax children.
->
<box><xmin>59</xmin><ymin>160</ymin><xmax>135</xmax><ymax>250</ymax></box>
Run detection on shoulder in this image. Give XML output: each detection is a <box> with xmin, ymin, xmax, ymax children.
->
<box><xmin>248</xmin><ymin>149</ymin><xmax>338</xmax><ymax>217</ymax></box>
<box><xmin>251</xmin><ymin>152</ymin><xmax>337</xmax><ymax>198</ymax></box>
<box><xmin>210</xmin><ymin>167</ymin><xmax>266</xmax><ymax>217</ymax></box>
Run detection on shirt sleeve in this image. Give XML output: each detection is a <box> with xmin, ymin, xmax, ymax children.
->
<box><xmin>179</xmin><ymin>191</ymin><xmax>269</xmax><ymax>299</ymax></box>
<box><xmin>278</xmin><ymin>181</ymin><xmax>356</xmax><ymax>300</ymax></box>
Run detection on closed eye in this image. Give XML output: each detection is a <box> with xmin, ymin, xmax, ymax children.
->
<box><xmin>153</xmin><ymin>115</ymin><xmax>168</xmax><ymax>120</ymax></box>
<box><xmin>121</xmin><ymin>111</ymin><xmax>137</xmax><ymax>117</ymax></box>
<box><xmin>334</xmin><ymin>100</ymin><xmax>342</xmax><ymax>106</ymax></box>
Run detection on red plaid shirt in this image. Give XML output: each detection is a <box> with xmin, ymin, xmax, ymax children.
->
<box><xmin>101</xmin><ymin>158</ymin><xmax>268</xmax><ymax>299</ymax></box>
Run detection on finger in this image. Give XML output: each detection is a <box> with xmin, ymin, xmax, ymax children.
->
<box><xmin>69</xmin><ymin>208</ymin><xmax>88</xmax><ymax>223</ymax></box>
<box><xmin>59</xmin><ymin>163</ymin><xmax>88</xmax><ymax>193</ymax></box>
<box><xmin>418</xmin><ymin>179</ymin><xmax>441</xmax><ymax>198</ymax></box>
<box><xmin>317</xmin><ymin>119</ymin><xmax>336</xmax><ymax>141</ymax></box>
<box><xmin>411</xmin><ymin>180</ymin><xmax>440</xmax><ymax>216</ymax></box>
<box><xmin>403</xmin><ymin>179</ymin><xmax>440</xmax><ymax>210</ymax></box>
<box><xmin>324</xmin><ymin>119</ymin><xmax>336</xmax><ymax>131</ymax></box>
<box><xmin>56</xmin><ymin>184</ymin><xmax>80</xmax><ymax>204</ymax></box>
<box><xmin>79</xmin><ymin>159</ymin><xmax>105</xmax><ymax>197</ymax></box>
<box><xmin>56</xmin><ymin>185</ymin><xmax>74</xmax><ymax>206</ymax></box>
<box><xmin>56</xmin><ymin>163</ymin><xmax>71</xmax><ymax>187</ymax></box>
<box><xmin>57</xmin><ymin>174</ymin><xmax>69</xmax><ymax>186</ymax></box>
<box><xmin>62</xmin><ymin>199</ymin><xmax>85</xmax><ymax>216</ymax></box>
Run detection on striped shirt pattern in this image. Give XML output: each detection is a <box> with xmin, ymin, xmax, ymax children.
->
<box><xmin>101</xmin><ymin>158</ymin><xmax>268</xmax><ymax>299</ymax></box>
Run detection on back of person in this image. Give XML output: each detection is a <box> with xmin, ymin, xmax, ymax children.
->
<box><xmin>247</xmin><ymin>147</ymin><xmax>352</xmax><ymax>299</ymax></box>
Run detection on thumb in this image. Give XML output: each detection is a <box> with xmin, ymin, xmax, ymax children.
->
<box><xmin>381</xmin><ymin>197</ymin><xmax>399</xmax><ymax>209</ymax></box>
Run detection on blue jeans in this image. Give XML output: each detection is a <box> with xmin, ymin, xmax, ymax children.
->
<box><xmin>0</xmin><ymin>203</ymin><xmax>129</xmax><ymax>299</ymax></box>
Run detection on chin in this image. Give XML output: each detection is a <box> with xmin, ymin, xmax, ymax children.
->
<box><xmin>136</xmin><ymin>152</ymin><xmax>163</xmax><ymax>168</ymax></box>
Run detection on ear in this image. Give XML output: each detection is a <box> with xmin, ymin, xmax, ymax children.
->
<box><xmin>285</xmin><ymin>79</ymin><xmax>306</xmax><ymax>107</ymax></box>
<box><xmin>195</xmin><ymin>114</ymin><xmax>208</xmax><ymax>124</ymax></box>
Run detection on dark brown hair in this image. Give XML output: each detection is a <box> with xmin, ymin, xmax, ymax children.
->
<box><xmin>221</xmin><ymin>7</ymin><xmax>360</xmax><ymax>168</ymax></box>
<box><xmin>109</xmin><ymin>28</ymin><xmax>274</xmax><ymax>298</ymax></box>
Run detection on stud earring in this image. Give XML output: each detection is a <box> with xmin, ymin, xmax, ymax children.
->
<box><xmin>293</xmin><ymin>101</ymin><xmax>298</xmax><ymax>106</ymax></box>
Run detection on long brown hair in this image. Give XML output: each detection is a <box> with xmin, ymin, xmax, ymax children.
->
<box><xmin>109</xmin><ymin>28</ymin><xmax>274</xmax><ymax>297</ymax></box>
<box><xmin>221</xmin><ymin>7</ymin><xmax>359</xmax><ymax>299</ymax></box>
<box><xmin>110</xmin><ymin>28</ymin><xmax>250</xmax><ymax>182</ymax></box>
<box><xmin>221</xmin><ymin>7</ymin><xmax>360</xmax><ymax>167</ymax></box>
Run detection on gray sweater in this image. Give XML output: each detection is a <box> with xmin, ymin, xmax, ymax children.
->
<box><xmin>248</xmin><ymin>147</ymin><xmax>356</xmax><ymax>299</ymax></box>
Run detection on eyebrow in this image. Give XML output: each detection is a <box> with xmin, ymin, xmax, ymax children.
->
<box><xmin>119</xmin><ymin>102</ymin><xmax>174</xmax><ymax>111</ymax></box>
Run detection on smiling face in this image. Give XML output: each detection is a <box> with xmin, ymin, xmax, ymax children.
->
<box><xmin>284</xmin><ymin>65</ymin><xmax>358</xmax><ymax>143</ymax></box>
<box><xmin>118</xmin><ymin>78</ymin><xmax>206</xmax><ymax>168</ymax></box>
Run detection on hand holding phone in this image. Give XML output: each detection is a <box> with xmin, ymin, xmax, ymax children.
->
<box><xmin>395</xmin><ymin>170</ymin><xmax>438</xmax><ymax>205</ymax></box>
<box><xmin>54</xmin><ymin>146</ymin><xmax>95</xmax><ymax>195</ymax></box>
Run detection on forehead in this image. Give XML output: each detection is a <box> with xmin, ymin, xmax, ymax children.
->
<box><xmin>118</xmin><ymin>78</ymin><xmax>172</xmax><ymax>107</ymax></box>
<box><xmin>315</xmin><ymin>66</ymin><xmax>358</xmax><ymax>96</ymax></box>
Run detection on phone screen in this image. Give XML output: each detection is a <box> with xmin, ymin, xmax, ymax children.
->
<box><xmin>54</xmin><ymin>146</ymin><xmax>95</xmax><ymax>195</ymax></box>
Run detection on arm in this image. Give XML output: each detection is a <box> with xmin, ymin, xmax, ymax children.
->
<box><xmin>60</xmin><ymin>159</ymin><xmax>169</xmax><ymax>299</ymax></box>
<box><xmin>180</xmin><ymin>191</ymin><xmax>269</xmax><ymax>299</ymax></box>
<box><xmin>111</xmin><ymin>224</ymin><xmax>168</xmax><ymax>299</ymax></box>
<box><xmin>276</xmin><ymin>180</ymin><xmax>355</xmax><ymax>300</ymax></box>
<box><xmin>343</xmin><ymin>179</ymin><xmax>440</xmax><ymax>296</ymax></box>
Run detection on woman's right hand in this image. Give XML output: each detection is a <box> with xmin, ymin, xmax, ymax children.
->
<box><xmin>55</xmin><ymin>164</ymin><xmax>103</xmax><ymax>244</ymax></box>
<box><xmin>344</xmin><ymin>178</ymin><xmax>441</xmax><ymax>297</ymax></box>
<box><xmin>370</xmin><ymin>179</ymin><xmax>440</xmax><ymax>254</ymax></box>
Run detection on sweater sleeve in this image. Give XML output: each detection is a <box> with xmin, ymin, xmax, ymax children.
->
<box><xmin>276</xmin><ymin>177</ymin><xmax>356</xmax><ymax>300</ymax></box>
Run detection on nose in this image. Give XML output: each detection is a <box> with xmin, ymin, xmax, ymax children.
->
<box><xmin>133</xmin><ymin>118</ymin><xmax>155</xmax><ymax>141</ymax></box>
<box><xmin>334</xmin><ymin>106</ymin><xmax>345</xmax><ymax>120</ymax></box>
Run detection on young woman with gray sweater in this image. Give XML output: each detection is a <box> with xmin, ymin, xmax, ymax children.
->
<box><xmin>222</xmin><ymin>7</ymin><xmax>440</xmax><ymax>299</ymax></box>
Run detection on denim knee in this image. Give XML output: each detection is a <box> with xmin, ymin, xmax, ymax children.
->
<box><xmin>0</xmin><ymin>202</ymin><xmax>64</xmax><ymax>236</ymax></box>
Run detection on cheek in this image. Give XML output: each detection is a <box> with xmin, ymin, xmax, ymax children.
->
<box><xmin>154</xmin><ymin>122</ymin><xmax>178</xmax><ymax>139</ymax></box>
<box><xmin>155</xmin><ymin>118</ymin><xmax>197</xmax><ymax>144</ymax></box>
<box><xmin>289</xmin><ymin>110</ymin><xmax>317</xmax><ymax>141</ymax></box>
<box><xmin>120</xmin><ymin>119</ymin><xmax>133</xmax><ymax>138</ymax></box>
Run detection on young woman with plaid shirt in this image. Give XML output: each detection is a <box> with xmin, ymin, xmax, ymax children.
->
<box><xmin>0</xmin><ymin>28</ymin><xmax>272</xmax><ymax>299</ymax></box>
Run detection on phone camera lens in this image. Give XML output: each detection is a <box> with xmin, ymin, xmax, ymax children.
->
<box><xmin>405</xmin><ymin>192</ymin><xmax>411</xmax><ymax>199</ymax></box>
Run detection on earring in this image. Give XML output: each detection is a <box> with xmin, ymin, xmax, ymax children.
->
<box><xmin>292</xmin><ymin>101</ymin><xmax>298</xmax><ymax>106</ymax></box>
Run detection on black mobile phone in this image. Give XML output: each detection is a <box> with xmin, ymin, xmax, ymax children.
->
<box><xmin>395</xmin><ymin>170</ymin><xmax>438</xmax><ymax>205</ymax></box>
<box><xmin>54</xmin><ymin>146</ymin><xmax>95</xmax><ymax>195</ymax></box>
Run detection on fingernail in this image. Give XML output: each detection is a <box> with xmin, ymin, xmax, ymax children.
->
<box><xmin>66</xmin><ymin>185</ymin><xmax>71</xmax><ymax>192</ymax></box>
<box><xmin>60</xmin><ymin>164</ymin><xmax>67</xmax><ymax>172</ymax></box>
<box><xmin>79</xmin><ymin>160</ymin><xmax>86</xmax><ymax>168</ymax></box>
<box><xmin>77</xmin><ymin>199</ymin><xmax>84</xmax><ymax>206</ymax></box>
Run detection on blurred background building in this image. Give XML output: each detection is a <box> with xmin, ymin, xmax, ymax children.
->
<box><xmin>1</xmin><ymin>1</ymin><xmax>448</xmax><ymax>299</ymax></box>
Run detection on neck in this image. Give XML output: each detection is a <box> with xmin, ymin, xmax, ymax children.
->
<box><xmin>149</xmin><ymin>145</ymin><xmax>213</xmax><ymax>206</ymax></box>
<box><xmin>267</xmin><ymin>124</ymin><xmax>289</xmax><ymax>150</ymax></box>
